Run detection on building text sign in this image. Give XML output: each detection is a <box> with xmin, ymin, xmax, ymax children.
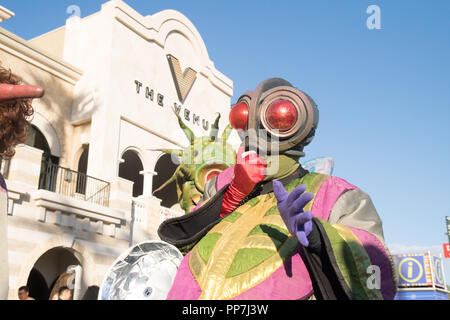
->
<box><xmin>134</xmin><ymin>79</ymin><xmax>210</xmax><ymax>132</ymax></box>
<box><xmin>167</xmin><ymin>54</ymin><xmax>197</xmax><ymax>102</ymax></box>
<box><xmin>133</xmin><ymin>54</ymin><xmax>211</xmax><ymax>132</ymax></box>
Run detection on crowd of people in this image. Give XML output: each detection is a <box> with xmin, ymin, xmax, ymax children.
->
<box><xmin>17</xmin><ymin>286</ymin><xmax>73</xmax><ymax>301</ymax></box>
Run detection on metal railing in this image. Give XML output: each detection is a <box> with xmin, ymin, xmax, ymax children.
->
<box><xmin>39</xmin><ymin>161</ymin><xmax>110</xmax><ymax>207</ymax></box>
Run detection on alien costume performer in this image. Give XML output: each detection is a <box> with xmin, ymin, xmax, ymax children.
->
<box><xmin>158</xmin><ymin>78</ymin><xmax>397</xmax><ymax>300</ymax></box>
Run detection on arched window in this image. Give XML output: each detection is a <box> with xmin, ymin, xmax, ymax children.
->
<box><xmin>25</xmin><ymin>125</ymin><xmax>59</xmax><ymax>165</ymax></box>
<box><xmin>25</xmin><ymin>125</ymin><xmax>59</xmax><ymax>191</ymax></box>
<box><xmin>152</xmin><ymin>154</ymin><xmax>178</xmax><ymax>209</ymax></box>
<box><xmin>76</xmin><ymin>146</ymin><xmax>89</xmax><ymax>194</ymax></box>
<box><xmin>77</xmin><ymin>146</ymin><xmax>89</xmax><ymax>174</ymax></box>
<box><xmin>119</xmin><ymin>150</ymin><xmax>144</xmax><ymax>198</ymax></box>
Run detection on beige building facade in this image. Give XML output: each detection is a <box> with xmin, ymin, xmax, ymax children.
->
<box><xmin>0</xmin><ymin>0</ymin><xmax>236</xmax><ymax>300</ymax></box>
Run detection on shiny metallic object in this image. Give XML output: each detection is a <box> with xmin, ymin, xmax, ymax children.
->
<box><xmin>98</xmin><ymin>240</ymin><xmax>183</xmax><ymax>300</ymax></box>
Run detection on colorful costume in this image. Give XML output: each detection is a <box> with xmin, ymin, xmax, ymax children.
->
<box><xmin>158</xmin><ymin>78</ymin><xmax>397</xmax><ymax>300</ymax></box>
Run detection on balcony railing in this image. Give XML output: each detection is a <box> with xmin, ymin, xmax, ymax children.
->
<box><xmin>39</xmin><ymin>161</ymin><xmax>110</xmax><ymax>207</ymax></box>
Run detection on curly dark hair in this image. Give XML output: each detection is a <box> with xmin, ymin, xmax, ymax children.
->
<box><xmin>0</xmin><ymin>64</ymin><xmax>34</xmax><ymax>159</ymax></box>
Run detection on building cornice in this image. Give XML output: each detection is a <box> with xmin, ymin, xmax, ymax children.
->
<box><xmin>102</xmin><ymin>0</ymin><xmax>233</xmax><ymax>97</ymax></box>
<box><xmin>32</xmin><ymin>189</ymin><xmax>126</xmax><ymax>225</ymax></box>
<box><xmin>0</xmin><ymin>26</ymin><xmax>83</xmax><ymax>85</ymax></box>
<box><xmin>0</xmin><ymin>6</ymin><xmax>14</xmax><ymax>23</ymax></box>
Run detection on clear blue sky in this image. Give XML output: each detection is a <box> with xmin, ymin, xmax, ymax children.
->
<box><xmin>2</xmin><ymin>0</ymin><xmax>450</xmax><ymax>281</ymax></box>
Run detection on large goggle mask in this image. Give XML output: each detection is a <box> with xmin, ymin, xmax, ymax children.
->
<box><xmin>229</xmin><ymin>78</ymin><xmax>318</xmax><ymax>156</ymax></box>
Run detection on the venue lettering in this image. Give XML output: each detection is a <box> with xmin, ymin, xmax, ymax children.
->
<box><xmin>134</xmin><ymin>80</ymin><xmax>210</xmax><ymax>131</ymax></box>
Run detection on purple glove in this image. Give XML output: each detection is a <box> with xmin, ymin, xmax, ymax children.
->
<box><xmin>273</xmin><ymin>181</ymin><xmax>314</xmax><ymax>247</ymax></box>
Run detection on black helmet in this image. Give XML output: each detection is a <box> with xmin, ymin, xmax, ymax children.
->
<box><xmin>229</xmin><ymin>78</ymin><xmax>319</xmax><ymax>157</ymax></box>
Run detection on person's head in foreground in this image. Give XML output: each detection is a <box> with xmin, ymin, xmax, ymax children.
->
<box><xmin>58</xmin><ymin>286</ymin><xmax>73</xmax><ymax>300</ymax></box>
<box><xmin>18</xmin><ymin>286</ymin><xmax>33</xmax><ymax>300</ymax></box>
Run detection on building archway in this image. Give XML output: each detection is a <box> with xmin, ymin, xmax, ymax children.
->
<box><xmin>13</xmin><ymin>235</ymin><xmax>99</xmax><ymax>300</ymax></box>
<box><xmin>26</xmin><ymin>247</ymin><xmax>80</xmax><ymax>300</ymax></box>
<box><xmin>152</xmin><ymin>153</ymin><xmax>178</xmax><ymax>209</ymax></box>
<box><xmin>119</xmin><ymin>149</ymin><xmax>144</xmax><ymax>198</ymax></box>
<box><xmin>30</xmin><ymin>112</ymin><xmax>62</xmax><ymax>158</ymax></box>
<box><xmin>25</xmin><ymin>124</ymin><xmax>61</xmax><ymax>164</ymax></box>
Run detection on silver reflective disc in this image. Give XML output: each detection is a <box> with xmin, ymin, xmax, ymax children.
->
<box><xmin>98</xmin><ymin>240</ymin><xmax>183</xmax><ymax>300</ymax></box>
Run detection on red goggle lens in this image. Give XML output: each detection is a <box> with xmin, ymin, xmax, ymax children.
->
<box><xmin>265</xmin><ymin>100</ymin><xmax>298</xmax><ymax>132</ymax></box>
<box><xmin>229</xmin><ymin>102</ymin><xmax>249</xmax><ymax>130</ymax></box>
